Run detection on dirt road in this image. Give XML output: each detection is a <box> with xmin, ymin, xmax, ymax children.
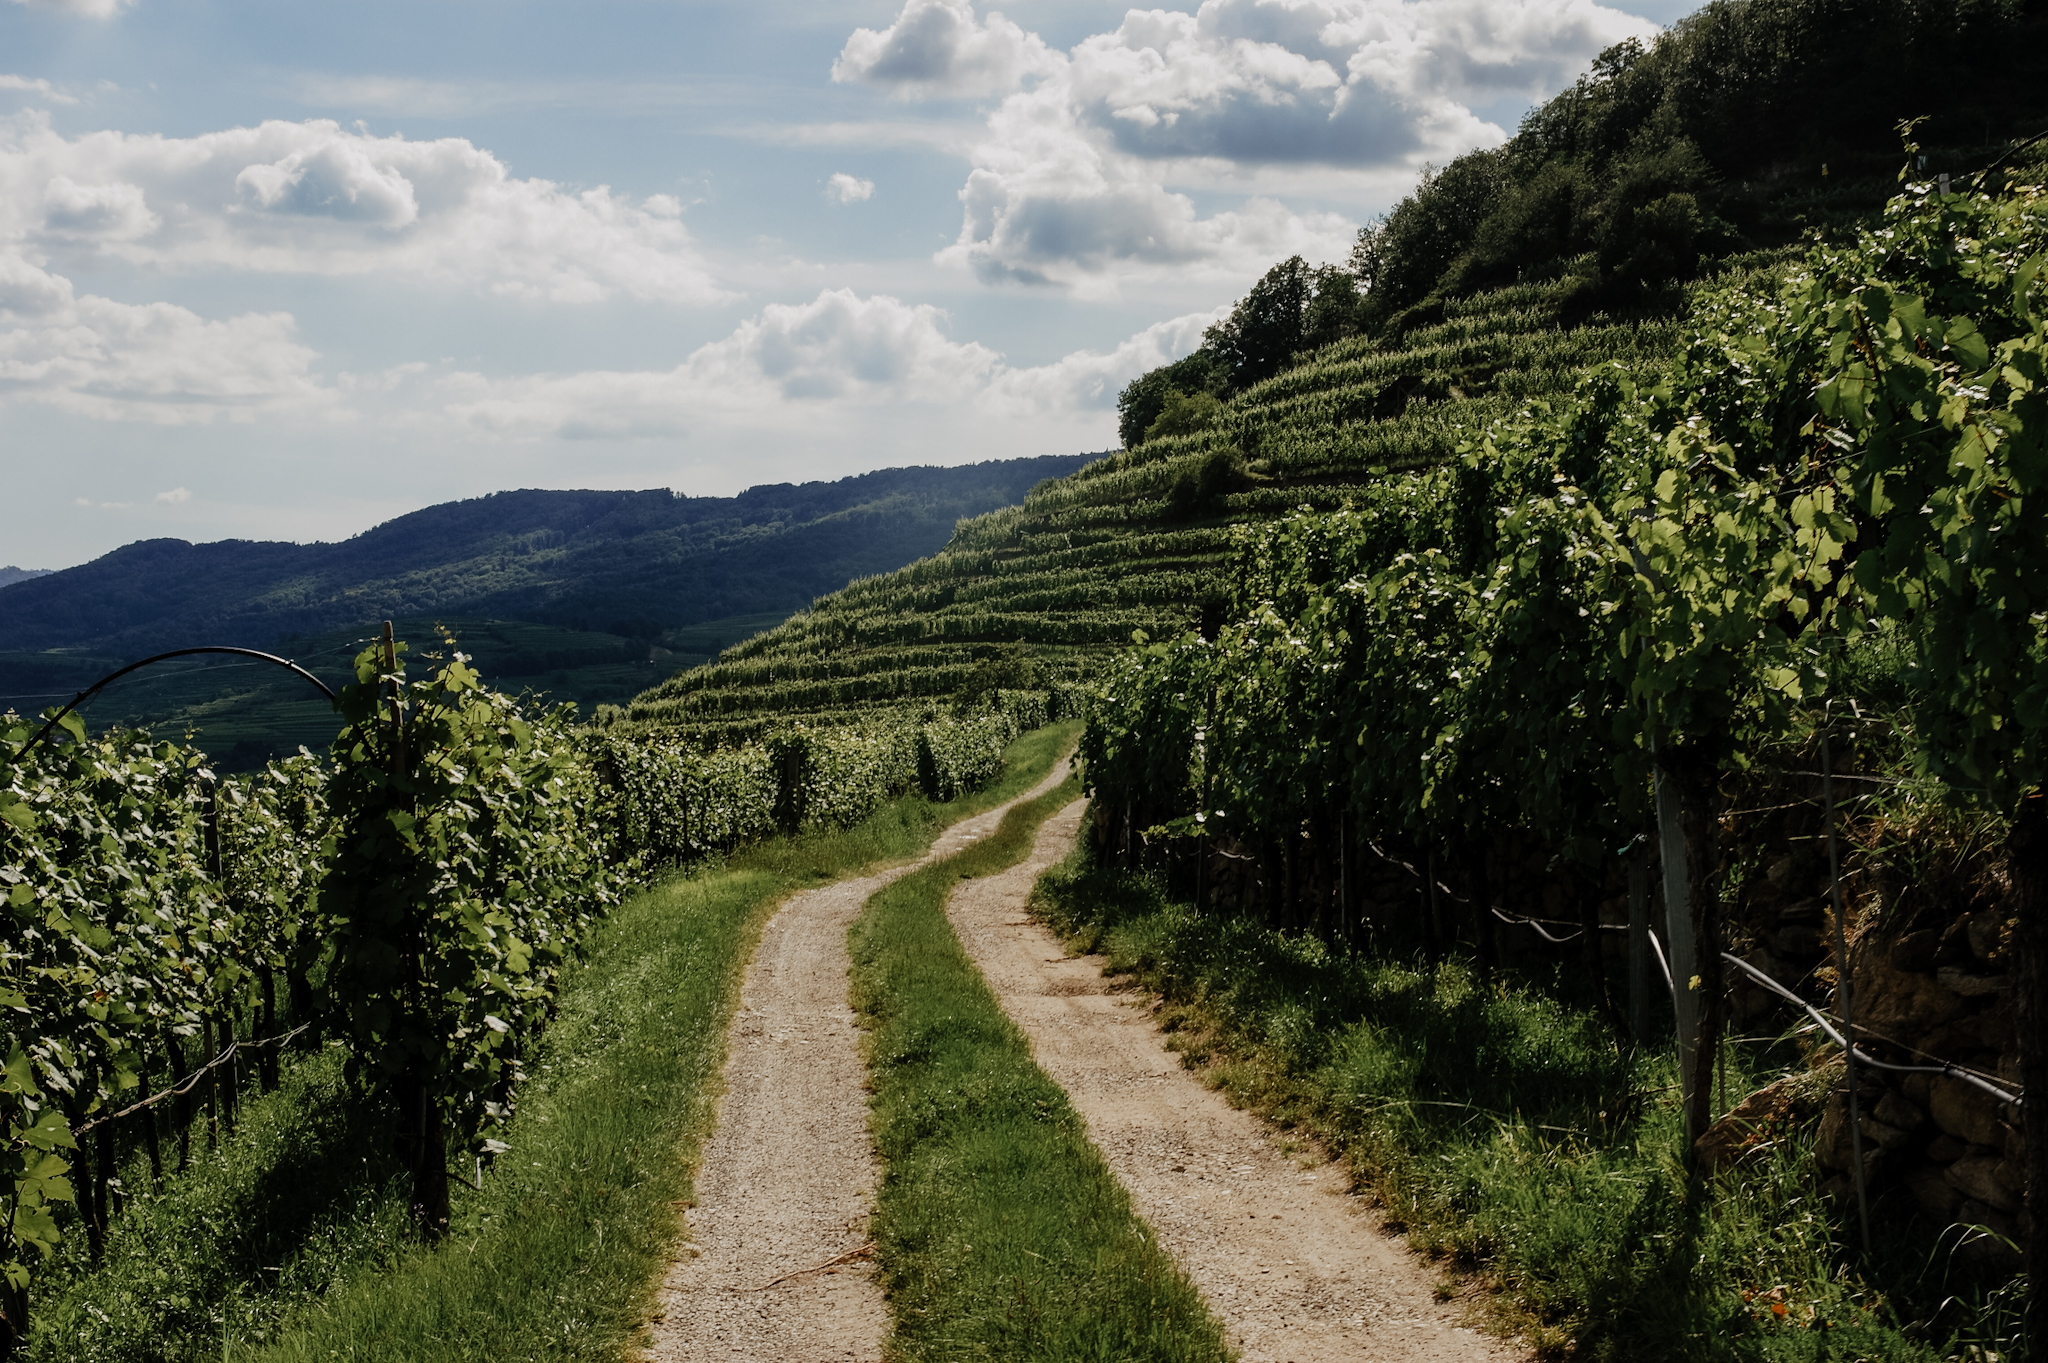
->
<box><xmin>947</xmin><ymin>798</ymin><xmax>1527</xmax><ymax>1363</ymax></box>
<box><xmin>645</xmin><ymin>762</ymin><xmax>1075</xmax><ymax>1363</ymax></box>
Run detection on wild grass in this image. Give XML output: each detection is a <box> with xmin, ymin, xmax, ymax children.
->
<box><xmin>22</xmin><ymin>724</ymin><xmax>1077</xmax><ymax>1363</ymax></box>
<box><xmin>1028</xmin><ymin>848</ymin><xmax>2023</xmax><ymax>1363</ymax></box>
<box><xmin>849</xmin><ymin>774</ymin><xmax>1232</xmax><ymax>1363</ymax></box>
<box><xmin>22</xmin><ymin>1050</ymin><xmax>410</xmax><ymax>1362</ymax></box>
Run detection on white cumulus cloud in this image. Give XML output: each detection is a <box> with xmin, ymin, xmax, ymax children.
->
<box><xmin>826</xmin><ymin>172</ymin><xmax>875</xmax><ymax>204</ymax></box>
<box><xmin>842</xmin><ymin>0</ymin><xmax>1657</xmax><ymax>289</ymax></box>
<box><xmin>434</xmin><ymin>289</ymin><xmax>1001</xmax><ymax>438</ymax></box>
<box><xmin>154</xmin><ymin>486</ymin><xmax>191</xmax><ymax>503</ymax></box>
<box><xmin>986</xmin><ymin>306</ymin><xmax>1226</xmax><ymax>414</ymax></box>
<box><xmin>833</xmin><ymin>0</ymin><xmax>1060</xmax><ymax>99</ymax></box>
<box><xmin>0</xmin><ymin>253</ymin><xmax>330</xmax><ymax>425</ymax></box>
<box><xmin>0</xmin><ymin>112</ymin><xmax>730</xmax><ymax>305</ymax></box>
<box><xmin>419</xmin><ymin>289</ymin><xmax>1213</xmax><ymax>442</ymax></box>
<box><xmin>945</xmin><ymin>74</ymin><xmax>1360</xmax><ymax>290</ymax></box>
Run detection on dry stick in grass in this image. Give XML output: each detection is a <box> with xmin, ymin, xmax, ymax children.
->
<box><xmin>73</xmin><ymin>1026</ymin><xmax>309</xmax><ymax>1134</ymax></box>
<box><xmin>731</xmin><ymin>1242</ymin><xmax>878</xmax><ymax>1292</ymax></box>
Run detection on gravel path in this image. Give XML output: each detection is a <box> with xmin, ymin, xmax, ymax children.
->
<box><xmin>948</xmin><ymin>798</ymin><xmax>1529</xmax><ymax>1363</ymax></box>
<box><xmin>646</xmin><ymin>761</ymin><xmax>1075</xmax><ymax>1363</ymax></box>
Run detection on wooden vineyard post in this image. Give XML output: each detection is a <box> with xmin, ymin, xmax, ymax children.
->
<box><xmin>1338</xmin><ymin>808</ymin><xmax>1352</xmax><ymax>947</ymax></box>
<box><xmin>1654</xmin><ymin>747</ymin><xmax>1703</xmax><ymax>1147</ymax></box>
<box><xmin>58</xmin><ymin>1095</ymin><xmax>103</xmax><ymax>1266</ymax></box>
<box><xmin>382</xmin><ymin>621</ymin><xmax>405</xmax><ymax>774</ymax></box>
<box><xmin>380</xmin><ymin>622</ymin><xmax>450</xmax><ymax>1240</ymax></box>
<box><xmin>1823</xmin><ymin>727</ymin><xmax>1871</xmax><ymax>1253</ymax></box>
<box><xmin>221</xmin><ymin>1007</ymin><xmax>240</xmax><ymax>1138</ymax></box>
<box><xmin>259</xmin><ymin>968</ymin><xmax>280</xmax><ymax>1093</ymax></box>
<box><xmin>96</xmin><ymin>1113</ymin><xmax>118</xmax><ymax>1221</ymax></box>
<box><xmin>202</xmin><ymin>1017</ymin><xmax>219</xmax><ymax>1150</ymax></box>
<box><xmin>1626</xmin><ymin>845</ymin><xmax>1653</xmax><ymax>1045</ymax></box>
<box><xmin>1195</xmin><ymin>690</ymin><xmax>1213</xmax><ymax>918</ymax></box>
<box><xmin>2010</xmin><ymin>791</ymin><xmax>2048</xmax><ymax>1345</ymax></box>
<box><xmin>1569</xmin><ymin>860</ymin><xmax>1617</xmax><ymax>1031</ymax></box>
<box><xmin>1468</xmin><ymin>832</ymin><xmax>1497</xmax><ymax>982</ymax></box>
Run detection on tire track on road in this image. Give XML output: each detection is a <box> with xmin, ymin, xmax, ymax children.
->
<box><xmin>646</xmin><ymin>760</ymin><xmax>1074</xmax><ymax>1363</ymax></box>
<box><xmin>946</xmin><ymin>798</ymin><xmax>1529</xmax><ymax>1363</ymax></box>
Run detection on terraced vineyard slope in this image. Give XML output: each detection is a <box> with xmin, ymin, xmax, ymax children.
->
<box><xmin>621</xmin><ymin>274</ymin><xmax>1725</xmax><ymax>740</ymax></box>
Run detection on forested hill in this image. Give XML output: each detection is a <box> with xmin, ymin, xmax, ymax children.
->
<box><xmin>0</xmin><ymin>455</ymin><xmax>1093</xmax><ymax>657</ymax></box>
<box><xmin>623</xmin><ymin>0</ymin><xmax>2048</xmax><ymax>740</ymax></box>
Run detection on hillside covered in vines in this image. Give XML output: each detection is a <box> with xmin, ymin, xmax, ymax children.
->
<box><xmin>621</xmin><ymin>0</ymin><xmax>2048</xmax><ymax>743</ymax></box>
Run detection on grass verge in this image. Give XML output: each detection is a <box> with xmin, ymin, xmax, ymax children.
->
<box><xmin>23</xmin><ymin>723</ymin><xmax>1078</xmax><ymax>1363</ymax></box>
<box><xmin>1028</xmin><ymin>843</ymin><xmax>2025</xmax><ymax>1363</ymax></box>
<box><xmin>849</xmin><ymin>772</ymin><xmax>1233</xmax><ymax>1363</ymax></box>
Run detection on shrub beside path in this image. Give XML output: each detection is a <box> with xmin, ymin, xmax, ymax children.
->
<box><xmin>646</xmin><ymin>760</ymin><xmax>1078</xmax><ymax>1363</ymax></box>
<box><xmin>949</xmin><ymin>797</ymin><xmax>1529</xmax><ymax>1363</ymax></box>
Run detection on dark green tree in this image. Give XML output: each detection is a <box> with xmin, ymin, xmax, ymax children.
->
<box><xmin>1116</xmin><ymin>350</ymin><xmax>1226</xmax><ymax>449</ymax></box>
<box><xmin>1204</xmin><ymin>255</ymin><xmax>1314</xmax><ymax>389</ymax></box>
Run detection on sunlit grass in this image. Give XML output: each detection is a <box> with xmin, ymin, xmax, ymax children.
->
<box><xmin>849</xmin><ymin>772</ymin><xmax>1232</xmax><ymax>1363</ymax></box>
<box><xmin>23</xmin><ymin>725</ymin><xmax>1077</xmax><ymax>1363</ymax></box>
<box><xmin>1029</xmin><ymin>847</ymin><xmax>2022</xmax><ymax>1362</ymax></box>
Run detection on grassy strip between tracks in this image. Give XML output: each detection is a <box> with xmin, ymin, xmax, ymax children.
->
<box><xmin>849</xmin><ymin>771</ymin><xmax>1233</xmax><ymax>1363</ymax></box>
<box><xmin>26</xmin><ymin>723</ymin><xmax>1078</xmax><ymax>1363</ymax></box>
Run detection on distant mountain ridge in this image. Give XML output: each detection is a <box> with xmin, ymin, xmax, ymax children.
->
<box><xmin>0</xmin><ymin>567</ymin><xmax>51</xmax><ymax>591</ymax></box>
<box><xmin>0</xmin><ymin>456</ymin><xmax>1097</xmax><ymax>656</ymax></box>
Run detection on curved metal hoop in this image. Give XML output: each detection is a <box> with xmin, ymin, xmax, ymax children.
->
<box><xmin>9</xmin><ymin>646</ymin><xmax>339</xmax><ymax>764</ymax></box>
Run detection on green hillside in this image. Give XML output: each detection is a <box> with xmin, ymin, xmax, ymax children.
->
<box><xmin>0</xmin><ymin>614</ymin><xmax>776</xmax><ymax>770</ymax></box>
<box><xmin>0</xmin><ymin>456</ymin><xmax>1092</xmax><ymax>659</ymax></box>
<box><xmin>623</xmin><ymin>275</ymin><xmax>1728</xmax><ymax>738</ymax></box>
<box><xmin>625</xmin><ymin>0</ymin><xmax>2048</xmax><ymax>741</ymax></box>
<box><xmin>1</xmin><ymin>456</ymin><xmax>1089</xmax><ymax>767</ymax></box>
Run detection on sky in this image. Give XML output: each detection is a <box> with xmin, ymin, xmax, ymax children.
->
<box><xmin>0</xmin><ymin>0</ymin><xmax>1698</xmax><ymax>570</ymax></box>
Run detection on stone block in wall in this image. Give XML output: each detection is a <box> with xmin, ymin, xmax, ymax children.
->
<box><xmin>1731</xmin><ymin>948</ymin><xmax>1803</xmax><ymax>1028</ymax></box>
<box><xmin>1816</xmin><ymin>1092</ymin><xmax>1893</xmax><ymax>1173</ymax></box>
<box><xmin>1925</xmin><ymin>1132</ymin><xmax>1973</xmax><ymax>1163</ymax></box>
<box><xmin>1872</xmin><ymin>1090</ymin><xmax>1924</xmax><ymax>1135</ymax></box>
<box><xmin>1967</xmin><ymin>911</ymin><xmax>2011</xmax><ymax>964</ymax></box>
<box><xmin>1850</xmin><ymin>945</ymin><xmax>1971</xmax><ymax>1043</ymax></box>
<box><xmin>1693</xmin><ymin>1073</ymin><xmax>1810</xmax><ymax>1170</ymax></box>
<box><xmin>1889</xmin><ymin>929</ymin><xmax>1942</xmax><ymax>973</ymax></box>
<box><xmin>1934</xmin><ymin>966</ymin><xmax>2008</xmax><ymax>999</ymax></box>
<box><xmin>1769</xmin><ymin>920</ymin><xmax>1824</xmax><ymax>959</ymax></box>
<box><xmin>1928</xmin><ymin>1075</ymin><xmax>2011</xmax><ymax>1149</ymax></box>
<box><xmin>1937</xmin><ymin>915</ymin><xmax>1977</xmax><ymax>967</ymax></box>
<box><xmin>1947</xmin><ymin>1156</ymin><xmax>2022</xmax><ymax>1214</ymax></box>
<box><xmin>1906</xmin><ymin>1163</ymin><xmax>1964</xmax><ymax>1219</ymax></box>
<box><xmin>1916</xmin><ymin>1010</ymin><xmax>2015</xmax><ymax>1062</ymax></box>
